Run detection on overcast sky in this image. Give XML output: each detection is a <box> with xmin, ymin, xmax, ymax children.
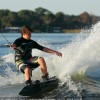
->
<box><xmin>0</xmin><ymin>0</ymin><xmax>100</xmax><ymax>16</ymax></box>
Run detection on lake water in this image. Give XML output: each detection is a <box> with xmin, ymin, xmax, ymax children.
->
<box><xmin>0</xmin><ymin>22</ymin><xmax>100</xmax><ymax>99</ymax></box>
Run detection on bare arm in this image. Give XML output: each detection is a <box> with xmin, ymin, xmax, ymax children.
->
<box><xmin>43</xmin><ymin>47</ymin><xmax>62</xmax><ymax>57</ymax></box>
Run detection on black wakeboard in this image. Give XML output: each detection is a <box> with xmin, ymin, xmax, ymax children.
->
<box><xmin>19</xmin><ymin>76</ymin><xmax>59</xmax><ymax>97</ymax></box>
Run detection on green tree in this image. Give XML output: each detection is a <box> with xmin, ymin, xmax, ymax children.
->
<box><xmin>55</xmin><ymin>12</ymin><xmax>65</xmax><ymax>28</ymax></box>
<box><xmin>0</xmin><ymin>8</ymin><xmax>99</xmax><ymax>33</ymax></box>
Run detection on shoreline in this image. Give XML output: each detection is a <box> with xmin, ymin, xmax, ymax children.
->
<box><xmin>63</xmin><ymin>29</ymin><xmax>81</xmax><ymax>33</ymax></box>
<box><xmin>0</xmin><ymin>29</ymin><xmax>81</xmax><ymax>34</ymax></box>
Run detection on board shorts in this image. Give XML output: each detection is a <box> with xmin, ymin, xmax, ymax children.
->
<box><xmin>15</xmin><ymin>56</ymin><xmax>41</xmax><ymax>73</ymax></box>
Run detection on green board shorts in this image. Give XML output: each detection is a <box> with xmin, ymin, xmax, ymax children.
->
<box><xmin>15</xmin><ymin>56</ymin><xmax>41</xmax><ymax>73</ymax></box>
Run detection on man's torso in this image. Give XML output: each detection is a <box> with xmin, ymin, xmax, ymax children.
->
<box><xmin>14</xmin><ymin>37</ymin><xmax>44</xmax><ymax>61</ymax></box>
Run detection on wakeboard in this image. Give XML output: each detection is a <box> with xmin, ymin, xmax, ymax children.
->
<box><xmin>19</xmin><ymin>76</ymin><xmax>59</xmax><ymax>97</ymax></box>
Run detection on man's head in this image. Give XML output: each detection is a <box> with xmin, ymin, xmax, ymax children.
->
<box><xmin>21</xmin><ymin>26</ymin><xmax>33</xmax><ymax>40</ymax></box>
<box><xmin>21</xmin><ymin>26</ymin><xmax>33</xmax><ymax>33</ymax></box>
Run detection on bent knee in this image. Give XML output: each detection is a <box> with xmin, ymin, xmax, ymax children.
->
<box><xmin>38</xmin><ymin>57</ymin><xmax>44</xmax><ymax>61</ymax></box>
<box><xmin>38</xmin><ymin>57</ymin><xmax>45</xmax><ymax>63</ymax></box>
<box><xmin>21</xmin><ymin>66</ymin><xmax>30</xmax><ymax>74</ymax></box>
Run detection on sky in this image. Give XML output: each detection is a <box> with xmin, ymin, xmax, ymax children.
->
<box><xmin>0</xmin><ymin>0</ymin><xmax>100</xmax><ymax>16</ymax></box>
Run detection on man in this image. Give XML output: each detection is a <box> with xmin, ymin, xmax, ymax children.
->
<box><xmin>11</xmin><ymin>26</ymin><xmax>62</xmax><ymax>85</ymax></box>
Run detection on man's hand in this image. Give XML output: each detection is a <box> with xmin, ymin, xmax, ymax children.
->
<box><xmin>9</xmin><ymin>44</ymin><xmax>15</xmax><ymax>49</ymax></box>
<box><xmin>55</xmin><ymin>51</ymin><xmax>62</xmax><ymax>57</ymax></box>
<box><xmin>43</xmin><ymin>47</ymin><xmax>62</xmax><ymax>57</ymax></box>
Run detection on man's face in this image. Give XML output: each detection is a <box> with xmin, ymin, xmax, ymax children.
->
<box><xmin>23</xmin><ymin>30</ymin><xmax>31</xmax><ymax>40</ymax></box>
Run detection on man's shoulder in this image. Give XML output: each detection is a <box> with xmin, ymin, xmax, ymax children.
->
<box><xmin>15</xmin><ymin>37</ymin><xmax>22</xmax><ymax>41</ymax></box>
<box><xmin>30</xmin><ymin>39</ymin><xmax>37</xmax><ymax>43</ymax></box>
<box><xmin>14</xmin><ymin>37</ymin><xmax>23</xmax><ymax>44</ymax></box>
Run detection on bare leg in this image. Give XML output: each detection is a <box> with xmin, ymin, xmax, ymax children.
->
<box><xmin>38</xmin><ymin>57</ymin><xmax>47</xmax><ymax>76</ymax></box>
<box><xmin>24</xmin><ymin>67</ymin><xmax>31</xmax><ymax>81</ymax></box>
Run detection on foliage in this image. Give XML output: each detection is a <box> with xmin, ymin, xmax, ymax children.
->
<box><xmin>0</xmin><ymin>8</ymin><xmax>99</xmax><ymax>32</ymax></box>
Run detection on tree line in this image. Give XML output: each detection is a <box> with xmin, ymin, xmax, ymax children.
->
<box><xmin>0</xmin><ymin>7</ymin><xmax>100</xmax><ymax>33</ymax></box>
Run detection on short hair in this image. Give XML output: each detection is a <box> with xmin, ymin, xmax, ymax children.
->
<box><xmin>21</xmin><ymin>26</ymin><xmax>33</xmax><ymax>33</ymax></box>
